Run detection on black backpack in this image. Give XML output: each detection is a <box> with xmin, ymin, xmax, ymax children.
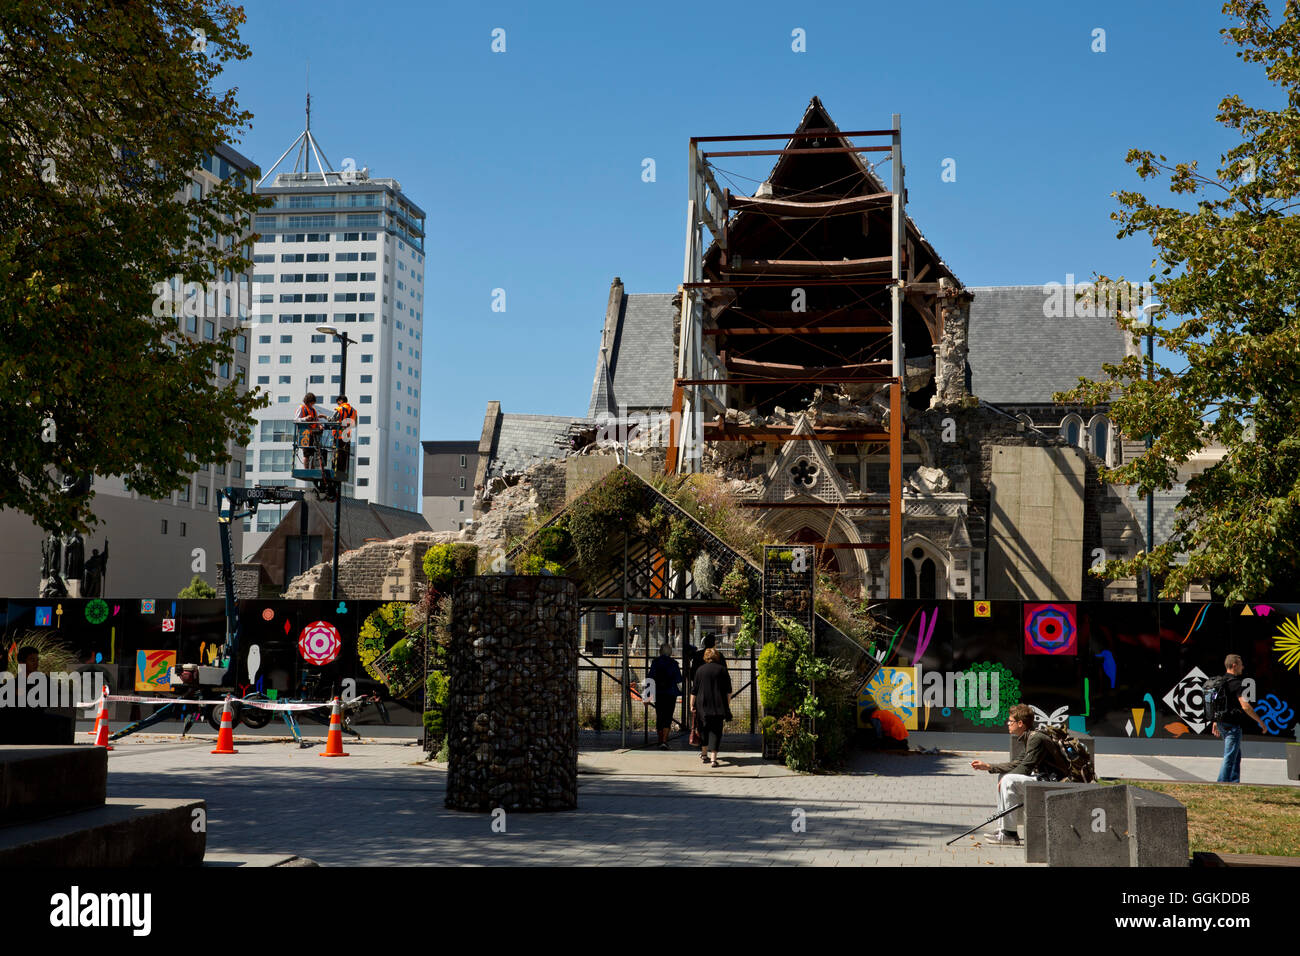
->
<box><xmin>1031</xmin><ymin>726</ymin><xmax>1097</xmax><ymax>783</ymax></box>
<box><xmin>1203</xmin><ymin>675</ymin><xmax>1239</xmax><ymax>723</ymax></box>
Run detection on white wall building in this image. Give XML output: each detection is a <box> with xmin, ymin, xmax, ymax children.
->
<box><xmin>241</xmin><ymin>124</ymin><xmax>426</xmax><ymax>558</ymax></box>
<box><xmin>0</xmin><ymin>144</ymin><xmax>254</xmax><ymax>597</ymax></box>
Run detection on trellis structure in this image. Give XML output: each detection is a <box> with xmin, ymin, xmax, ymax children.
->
<box><xmin>507</xmin><ymin>466</ymin><xmax>879</xmax><ymax>745</ymax></box>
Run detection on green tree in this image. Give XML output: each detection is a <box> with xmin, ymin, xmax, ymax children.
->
<box><xmin>177</xmin><ymin>574</ymin><xmax>217</xmax><ymax>599</ymax></box>
<box><xmin>0</xmin><ymin>1</ymin><xmax>267</xmax><ymax>534</ymax></box>
<box><xmin>1059</xmin><ymin>1</ymin><xmax>1300</xmax><ymax>601</ymax></box>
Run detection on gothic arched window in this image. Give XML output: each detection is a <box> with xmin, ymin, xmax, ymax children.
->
<box><xmin>904</xmin><ymin>545</ymin><xmax>941</xmax><ymax>600</ymax></box>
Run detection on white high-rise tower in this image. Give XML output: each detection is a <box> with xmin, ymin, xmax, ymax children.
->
<box><xmin>242</xmin><ymin>97</ymin><xmax>426</xmax><ymax>556</ymax></box>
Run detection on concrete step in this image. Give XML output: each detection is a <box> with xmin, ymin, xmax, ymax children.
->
<box><xmin>0</xmin><ymin>797</ymin><xmax>205</xmax><ymax>867</ymax></box>
<box><xmin>0</xmin><ymin>746</ymin><xmax>107</xmax><ymax>826</ymax></box>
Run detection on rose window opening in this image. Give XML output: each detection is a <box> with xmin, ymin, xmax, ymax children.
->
<box><xmin>790</xmin><ymin>458</ymin><xmax>818</xmax><ymax>487</ymax></box>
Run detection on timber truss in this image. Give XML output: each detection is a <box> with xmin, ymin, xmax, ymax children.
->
<box><xmin>506</xmin><ymin>466</ymin><xmax>874</xmax><ymax>668</ymax></box>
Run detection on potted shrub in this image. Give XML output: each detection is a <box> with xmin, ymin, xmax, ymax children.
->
<box><xmin>761</xmin><ymin>715</ymin><xmax>780</xmax><ymax>760</ymax></box>
<box><xmin>1288</xmin><ymin>724</ymin><xmax>1300</xmax><ymax>780</ymax></box>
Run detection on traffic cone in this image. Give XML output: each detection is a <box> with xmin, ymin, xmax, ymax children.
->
<box><xmin>319</xmin><ymin>697</ymin><xmax>349</xmax><ymax>757</ymax></box>
<box><xmin>211</xmin><ymin>696</ymin><xmax>239</xmax><ymax>754</ymax></box>
<box><xmin>93</xmin><ymin>692</ymin><xmax>113</xmax><ymax>751</ymax></box>
<box><xmin>87</xmin><ymin>688</ymin><xmax>104</xmax><ymax>736</ymax></box>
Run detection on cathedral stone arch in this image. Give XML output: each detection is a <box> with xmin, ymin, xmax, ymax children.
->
<box><xmin>901</xmin><ymin>534</ymin><xmax>949</xmax><ymax>600</ymax></box>
<box><xmin>758</xmin><ymin>506</ymin><xmax>870</xmax><ymax>592</ymax></box>
<box><xmin>1086</xmin><ymin>413</ymin><xmax>1112</xmax><ymax>466</ymax></box>
<box><xmin>1059</xmin><ymin>413</ymin><xmax>1084</xmax><ymax>449</ymax></box>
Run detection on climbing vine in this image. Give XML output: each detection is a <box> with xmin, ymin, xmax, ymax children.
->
<box><xmin>358</xmin><ymin>602</ymin><xmax>415</xmax><ymax>684</ymax></box>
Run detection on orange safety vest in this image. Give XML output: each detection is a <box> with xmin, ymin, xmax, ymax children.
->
<box><xmin>296</xmin><ymin>404</ymin><xmax>321</xmax><ymax>430</ymax></box>
<box><xmin>334</xmin><ymin>403</ymin><xmax>356</xmax><ymax>436</ymax></box>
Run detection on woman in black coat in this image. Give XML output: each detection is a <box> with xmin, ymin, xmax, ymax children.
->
<box><xmin>690</xmin><ymin>647</ymin><xmax>732</xmax><ymax>767</ymax></box>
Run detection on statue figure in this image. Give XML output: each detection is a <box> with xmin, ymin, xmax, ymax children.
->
<box><xmin>63</xmin><ymin>532</ymin><xmax>85</xmax><ymax>583</ymax></box>
<box><xmin>60</xmin><ymin>471</ymin><xmax>92</xmax><ymax>497</ymax></box>
<box><xmin>40</xmin><ymin>534</ymin><xmax>56</xmax><ymax>579</ymax></box>
<box><xmin>40</xmin><ymin>569</ymin><xmax>67</xmax><ymax>598</ymax></box>
<box><xmin>82</xmin><ymin>540</ymin><xmax>108</xmax><ymax>597</ymax></box>
<box><xmin>39</xmin><ymin>532</ymin><xmax>66</xmax><ymax>596</ymax></box>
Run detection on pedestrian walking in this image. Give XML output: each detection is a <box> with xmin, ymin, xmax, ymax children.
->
<box><xmin>1210</xmin><ymin>654</ymin><xmax>1268</xmax><ymax>783</ymax></box>
<box><xmin>647</xmin><ymin>643</ymin><xmax>681</xmax><ymax>749</ymax></box>
<box><xmin>691</xmin><ymin>647</ymin><xmax>731</xmax><ymax>767</ymax></box>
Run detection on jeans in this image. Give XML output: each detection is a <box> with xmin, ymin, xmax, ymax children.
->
<box><xmin>1217</xmin><ymin>723</ymin><xmax>1243</xmax><ymax>782</ymax></box>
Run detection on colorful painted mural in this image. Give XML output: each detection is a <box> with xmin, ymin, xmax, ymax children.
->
<box><xmin>856</xmin><ymin>599</ymin><xmax>1300</xmax><ymax>739</ymax></box>
<box><xmin>4</xmin><ymin>596</ymin><xmax>1299</xmax><ymax>740</ymax></box>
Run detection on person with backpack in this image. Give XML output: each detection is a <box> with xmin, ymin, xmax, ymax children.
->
<box><xmin>1208</xmin><ymin>654</ymin><xmax>1267</xmax><ymax>783</ymax></box>
<box><xmin>969</xmin><ymin>703</ymin><xmax>1078</xmax><ymax>846</ymax></box>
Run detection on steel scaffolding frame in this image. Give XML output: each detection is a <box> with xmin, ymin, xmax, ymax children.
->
<box><xmin>671</xmin><ymin>114</ymin><xmax>907</xmax><ymax>597</ymax></box>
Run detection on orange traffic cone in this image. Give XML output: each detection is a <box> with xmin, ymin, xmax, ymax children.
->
<box><xmin>211</xmin><ymin>696</ymin><xmax>239</xmax><ymax>754</ymax></box>
<box><xmin>87</xmin><ymin>688</ymin><xmax>104</xmax><ymax>736</ymax></box>
<box><xmin>93</xmin><ymin>692</ymin><xmax>113</xmax><ymax>751</ymax></box>
<box><xmin>320</xmin><ymin>697</ymin><xmax>349</xmax><ymax>757</ymax></box>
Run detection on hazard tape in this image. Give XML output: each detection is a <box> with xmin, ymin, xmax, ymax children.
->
<box><xmin>76</xmin><ymin>693</ymin><xmax>334</xmax><ymax>712</ymax></box>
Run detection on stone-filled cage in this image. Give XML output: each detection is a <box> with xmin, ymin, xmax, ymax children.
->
<box><xmin>444</xmin><ymin>575</ymin><xmax>579</xmax><ymax>811</ymax></box>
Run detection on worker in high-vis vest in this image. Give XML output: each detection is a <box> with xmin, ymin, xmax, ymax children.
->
<box><xmin>294</xmin><ymin>392</ymin><xmax>322</xmax><ymax>468</ymax></box>
<box><xmin>332</xmin><ymin>395</ymin><xmax>357</xmax><ymax>476</ymax></box>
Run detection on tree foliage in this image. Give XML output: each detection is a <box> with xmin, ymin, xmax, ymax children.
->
<box><xmin>177</xmin><ymin>573</ymin><xmax>216</xmax><ymax>599</ymax></box>
<box><xmin>0</xmin><ymin>2</ymin><xmax>267</xmax><ymax>532</ymax></box>
<box><xmin>1058</xmin><ymin>1</ymin><xmax>1300</xmax><ymax>600</ymax></box>
<box><xmin>422</xmin><ymin>543</ymin><xmax>478</xmax><ymax>593</ymax></box>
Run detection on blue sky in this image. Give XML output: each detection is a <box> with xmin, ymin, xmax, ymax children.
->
<box><xmin>218</xmin><ymin>1</ymin><xmax>1277</xmax><ymax>442</ymax></box>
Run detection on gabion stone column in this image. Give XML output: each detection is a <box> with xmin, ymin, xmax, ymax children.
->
<box><xmin>445</xmin><ymin>575</ymin><xmax>578</xmax><ymax>811</ymax></box>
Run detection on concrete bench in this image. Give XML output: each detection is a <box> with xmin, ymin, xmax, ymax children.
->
<box><xmin>1030</xmin><ymin>782</ymin><xmax>1188</xmax><ymax>867</ymax></box>
<box><xmin>1021</xmin><ymin>781</ymin><xmax>1095</xmax><ymax>863</ymax></box>
<box><xmin>0</xmin><ymin>746</ymin><xmax>206</xmax><ymax>866</ymax></box>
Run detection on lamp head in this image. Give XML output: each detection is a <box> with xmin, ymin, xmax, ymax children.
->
<box><xmin>1136</xmin><ymin>299</ymin><xmax>1162</xmax><ymax>328</ymax></box>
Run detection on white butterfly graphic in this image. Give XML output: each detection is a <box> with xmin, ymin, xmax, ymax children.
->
<box><xmin>1029</xmin><ymin>704</ymin><xmax>1069</xmax><ymax>728</ymax></box>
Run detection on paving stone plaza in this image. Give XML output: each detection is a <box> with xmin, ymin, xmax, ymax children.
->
<box><xmin>98</xmin><ymin>730</ymin><xmax>1294</xmax><ymax>867</ymax></box>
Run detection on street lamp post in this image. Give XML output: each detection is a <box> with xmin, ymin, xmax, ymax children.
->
<box><xmin>317</xmin><ymin>324</ymin><xmax>356</xmax><ymax>601</ymax></box>
<box><xmin>1137</xmin><ymin>299</ymin><xmax>1161</xmax><ymax>602</ymax></box>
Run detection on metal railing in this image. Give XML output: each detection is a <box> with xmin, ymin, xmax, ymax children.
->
<box><xmin>291</xmin><ymin>420</ymin><xmax>354</xmax><ymax>482</ymax></box>
<box><xmin>577</xmin><ymin>648</ymin><xmax>758</xmax><ymax>747</ymax></box>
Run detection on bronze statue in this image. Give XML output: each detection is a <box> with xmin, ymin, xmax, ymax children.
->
<box><xmin>64</xmin><ymin>532</ymin><xmax>85</xmax><ymax>583</ymax></box>
<box><xmin>40</xmin><ymin>533</ymin><xmax>59</xmax><ymax>579</ymax></box>
<box><xmin>82</xmin><ymin>540</ymin><xmax>108</xmax><ymax>597</ymax></box>
<box><xmin>39</xmin><ymin>533</ymin><xmax>67</xmax><ymax>597</ymax></box>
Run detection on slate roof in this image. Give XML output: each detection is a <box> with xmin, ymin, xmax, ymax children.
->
<box><xmin>966</xmin><ymin>285</ymin><xmax>1130</xmax><ymax>404</ymax></box>
<box><xmin>587</xmin><ymin>293</ymin><xmax>677</xmax><ymax>416</ymax></box>
<box><xmin>251</xmin><ymin>497</ymin><xmax>431</xmax><ymax>564</ymax></box>
<box><xmin>489</xmin><ymin>413</ymin><xmax>593</xmax><ymax>477</ymax></box>
<box><xmin>330</xmin><ymin>498</ymin><xmax>431</xmax><ymax>548</ymax></box>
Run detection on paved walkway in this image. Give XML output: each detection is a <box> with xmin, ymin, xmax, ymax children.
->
<box><xmin>96</xmin><ymin>730</ymin><xmax>1296</xmax><ymax>866</ymax></box>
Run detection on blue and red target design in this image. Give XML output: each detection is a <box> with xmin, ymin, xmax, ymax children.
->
<box><xmin>1024</xmin><ymin>603</ymin><xmax>1078</xmax><ymax>656</ymax></box>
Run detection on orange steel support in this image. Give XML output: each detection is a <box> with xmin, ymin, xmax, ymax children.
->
<box><xmin>889</xmin><ymin>380</ymin><xmax>903</xmax><ymax>598</ymax></box>
<box><xmin>666</xmin><ymin>382</ymin><xmax>684</xmax><ymax>475</ymax></box>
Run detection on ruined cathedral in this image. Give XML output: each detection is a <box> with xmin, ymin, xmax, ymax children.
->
<box><xmin>474</xmin><ymin>97</ymin><xmax>1177</xmax><ymax>603</ymax></box>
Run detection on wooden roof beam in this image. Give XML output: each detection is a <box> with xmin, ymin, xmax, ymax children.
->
<box><xmin>704</xmin><ymin>425</ymin><xmax>894</xmax><ymax>442</ymax></box>
<box><xmin>705</xmin><ymin>325</ymin><xmax>891</xmax><ymax>336</ymax></box>
<box><xmin>722</xmin><ymin>354</ymin><xmax>891</xmax><ymax>379</ymax></box>
<box><xmin>722</xmin><ymin>256</ymin><xmax>892</xmax><ymax>277</ymax></box>
<box><xmin>727</xmin><ymin>191</ymin><xmax>891</xmax><ymax>217</ymax></box>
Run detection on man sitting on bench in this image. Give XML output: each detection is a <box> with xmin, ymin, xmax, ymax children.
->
<box><xmin>969</xmin><ymin>703</ymin><xmax>1060</xmax><ymax>846</ymax></box>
